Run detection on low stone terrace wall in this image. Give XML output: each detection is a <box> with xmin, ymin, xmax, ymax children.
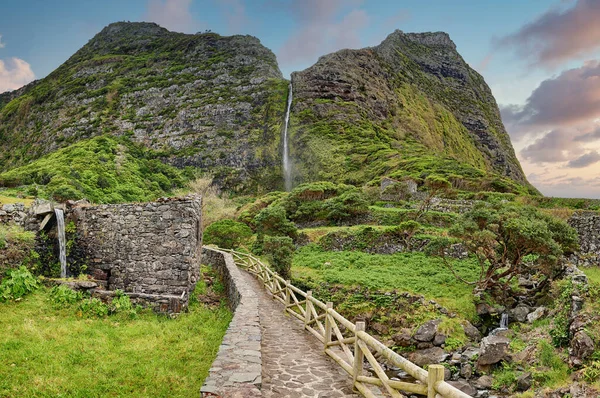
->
<box><xmin>200</xmin><ymin>247</ymin><xmax>262</xmax><ymax>397</ymax></box>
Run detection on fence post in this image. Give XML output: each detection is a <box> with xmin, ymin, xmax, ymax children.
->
<box><xmin>352</xmin><ymin>321</ymin><xmax>365</xmax><ymax>389</ymax></box>
<box><xmin>323</xmin><ymin>302</ymin><xmax>333</xmax><ymax>350</ymax></box>
<box><xmin>304</xmin><ymin>291</ymin><xmax>313</xmax><ymax>328</ymax></box>
<box><xmin>427</xmin><ymin>364</ymin><xmax>445</xmax><ymax>398</ymax></box>
<box><xmin>285</xmin><ymin>280</ymin><xmax>291</xmax><ymax>308</ymax></box>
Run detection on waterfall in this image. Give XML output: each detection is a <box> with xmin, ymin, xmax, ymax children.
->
<box><xmin>500</xmin><ymin>313</ymin><xmax>509</xmax><ymax>329</ymax></box>
<box><xmin>55</xmin><ymin>208</ymin><xmax>67</xmax><ymax>278</ymax></box>
<box><xmin>283</xmin><ymin>82</ymin><xmax>293</xmax><ymax>191</ymax></box>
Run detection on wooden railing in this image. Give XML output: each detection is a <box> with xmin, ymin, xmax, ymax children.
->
<box><xmin>224</xmin><ymin>249</ymin><xmax>471</xmax><ymax>398</ymax></box>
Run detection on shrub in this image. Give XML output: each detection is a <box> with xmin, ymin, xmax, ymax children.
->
<box><xmin>0</xmin><ymin>266</ymin><xmax>39</xmax><ymax>301</ymax></box>
<box><xmin>110</xmin><ymin>289</ymin><xmax>134</xmax><ymax>314</ymax></box>
<box><xmin>263</xmin><ymin>236</ymin><xmax>294</xmax><ymax>280</ymax></box>
<box><xmin>254</xmin><ymin>205</ymin><xmax>297</xmax><ymax>238</ymax></box>
<box><xmin>79</xmin><ymin>297</ymin><xmax>109</xmax><ymax>317</ymax></box>
<box><xmin>50</xmin><ymin>285</ymin><xmax>83</xmax><ymax>305</ymax></box>
<box><xmin>204</xmin><ymin>219</ymin><xmax>253</xmax><ymax>249</ymax></box>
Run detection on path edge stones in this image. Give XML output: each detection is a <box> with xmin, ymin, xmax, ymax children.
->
<box><xmin>201</xmin><ymin>247</ymin><xmax>262</xmax><ymax>397</ymax></box>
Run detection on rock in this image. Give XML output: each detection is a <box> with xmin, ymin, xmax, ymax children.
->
<box><xmin>460</xmin><ymin>363</ymin><xmax>473</xmax><ymax>379</ymax></box>
<box><xmin>392</xmin><ymin>328</ymin><xmax>413</xmax><ymax>347</ymax></box>
<box><xmin>463</xmin><ymin>322</ymin><xmax>482</xmax><ymax>342</ymax></box>
<box><xmin>371</xmin><ymin>322</ymin><xmax>389</xmax><ymax>336</ymax></box>
<box><xmin>509</xmin><ymin>305</ymin><xmax>530</xmax><ymax>323</ymax></box>
<box><xmin>516</xmin><ymin>372</ymin><xmax>532</xmax><ymax>391</ymax></box>
<box><xmin>477</xmin><ymin>336</ymin><xmax>510</xmax><ymax>366</ymax></box>
<box><xmin>461</xmin><ymin>347</ymin><xmax>480</xmax><ymax>362</ymax></box>
<box><xmin>526</xmin><ymin>306</ymin><xmax>546</xmax><ymax>323</ymax></box>
<box><xmin>409</xmin><ymin>347</ymin><xmax>448</xmax><ymax>367</ymax></box>
<box><xmin>447</xmin><ymin>379</ymin><xmax>478</xmax><ymax>396</ymax></box>
<box><xmin>33</xmin><ymin>202</ymin><xmax>53</xmax><ymax>216</ymax></box>
<box><xmin>476</xmin><ymin>303</ymin><xmax>491</xmax><ymax>316</ymax></box>
<box><xmin>433</xmin><ymin>333</ymin><xmax>447</xmax><ymax>346</ymax></box>
<box><xmin>570</xmin><ymin>330</ymin><xmax>595</xmax><ymax>366</ymax></box>
<box><xmin>474</xmin><ymin>375</ymin><xmax>493</xmax><ymax>389</ymax></box>
<box><xmin>414</xmin><ymin>319</ymin><xmax>441</xmax><ymax>342</ymax></box>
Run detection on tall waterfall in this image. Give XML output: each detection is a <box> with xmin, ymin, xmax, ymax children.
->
<box><xmin>55</xmin><ymin>208</ymin><xmax>67</xmax><ymax>278</ymax></box>
<box><xmin>283</xmin><ymin>82</ymin><xmax>293</xmax><ymax>191</ymax></box>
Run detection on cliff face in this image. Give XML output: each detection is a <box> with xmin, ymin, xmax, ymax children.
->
<box><xmin>0</xmin><ymin>24</ymin><xmax>534</xmax><ymax>195</ymax></box>
<box><xmin>0</xmin><ymin>22</ymin><xmax>288</xmax><ymax>192</ymax></box>
<box><xmin>290</xmin><ymin>31</ymin><xmax>532</xmax><ymax>193</ymax></box>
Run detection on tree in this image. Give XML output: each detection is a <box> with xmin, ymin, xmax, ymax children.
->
<box><xmin>203</xmin><ymin>219</ymin><xmax>253</xmax><ymax>249</ymax></box>
<box><xmin>415</xmin><ymin>175</ymin><xmax>451</xmax><ymax>220</ymax></box>
<box><xmin>263</xmin><ymin>236</ymin><xmax>294</xmax><ymax>280</ymax></box>
<box><xmin>426</xmin><ymin>202</ymin><xmax>578</xmax><ymax>295</ymax></box>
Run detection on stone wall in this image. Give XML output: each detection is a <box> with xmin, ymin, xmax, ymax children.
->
<box><xmin>201</xmin><ymin>247</ymin><xmax>262</xmax><ymax>397</ymax></box>
<box><xmin>70</xmin><ymin>197</ymin><xmax>202</xmax><ymax>297</ymax></box>
<box><xmin>569</xmin><ymin>212</ymin><xmax>600</xmax><ymax>266</ymax></box>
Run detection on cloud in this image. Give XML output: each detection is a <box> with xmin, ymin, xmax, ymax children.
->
<box><xmin>567</xmin><ymin>151</ymin><xmax>600</xmax><ymax>168</ymax></box>
<box><xmin>496</xmin><ymin>0</ymin><xmax>600</xmax><ymax>67</ymax></box>
<box><xmin>520</xmin><ymin>129</ymin><xmax>580</xmax><ymax>163</ymax></box>
<box><xmin>144</xmin><ymin>0</ymin><xmax>200</xmax><ymax>33</ymax></box>
<box><xmin>384</xmin><ymin>10</ymin><xmax>410</xmax><ymax>29</ymax></box>
<box><xmin>476</xmin><ymin>54</ymin><xmax>493</xmax><ymax>72</ymax></box>
<box><xmin>501</xmin><ymin>60</ymin><xmax>600</xmax><ymax>135</ymax></box>
<box><xmin>574</xmin><ymin>126</ymin><xmax>600</xmax><ymax>143</ymax></box>
<box><xmin>0</xmin><ymin>35</ymin><xmax>5</xmax><ymax>49</ymax></box>
<box><xmin>217</xmin><ymin>0</ymin><xmax>248</xmax><ymax>34</ymax></box>
<box><xmin>0</xmin><ymin>57</ymin><xmax>35</xmax><ymax>93</ymax></box>
<box><xmin>277</xmin><ymin>0</ymin><xmax>370</xmax><ymax>66</ymax></box>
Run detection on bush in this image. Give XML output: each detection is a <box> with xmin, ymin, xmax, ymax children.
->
<box><xmin>204</xmin><ymin>219</ymin><xmax>253</xmax><ymax>249</ymax></box>
<box><xmin>79</xmin><ymin>298</ymin><xmax>109</xmax><ymax>317</ymax></box>
<box><xmin>50</xmin><ymin>285</ymin><xmax>83</xmax><ymax>305</ymax></box>
<box><xmin>263</xmin><ymin>236</ymin><xmax>294</xmax><ymax>280</ymax></box>
<box><xmin>254</xmin><ymin>205</ymin><xmax>297</xmax><ymax>238</ymax></box>
<box><xmin>0</xmin><ymin>266</ymin><xmax>39</xmax><ymax>301</ymax></box>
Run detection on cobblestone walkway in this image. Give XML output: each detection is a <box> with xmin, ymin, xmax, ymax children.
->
<box><xmin>241</xmin><ymin>272</ymin><xmax>360</xmax><ymax>398</ymax></box>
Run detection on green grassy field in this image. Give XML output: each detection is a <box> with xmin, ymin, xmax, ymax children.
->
<box><xmin>0</xmin><ymin>288</ymin><xmax>231</xmax><ymax>397</ymax></box>
<box><xmin>292</xmin><ymin>245</ymin><xmax>480</xmax><ymax>319</ymax></box>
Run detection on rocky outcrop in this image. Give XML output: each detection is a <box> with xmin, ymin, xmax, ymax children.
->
<box><xmin>568</xmin><ymin>212</ymin><xmax>600</xmax><ymax>266</ymax></box>
<box><xmin>290</xmin><ymin>30</ymin><xmax>533</xmax><ymax>192</ymax></box>
<box><xmin>0</xmin><ymin>22</ymin><xmax>287</xmax><ymax>192</ymax></box>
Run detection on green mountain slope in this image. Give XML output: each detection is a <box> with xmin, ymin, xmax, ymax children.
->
<box><xmin>0</xmin><ymin>22</ymin><xmax>288</xmax><ymax>192</ymax></box>
<box><xmin>0</xmin><ymin>24</ymin><xmax>536</xmax><ymax>198</ymax></box>
<box><xmin>290</xmin><ymin>31</ymin><xmax>535</xmax><ymax>194</ymax></box>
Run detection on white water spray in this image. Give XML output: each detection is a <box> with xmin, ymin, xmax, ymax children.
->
<box><xmin>55</xmin><ymin>208</ymin><xmax>67</xmax><ymax>278</ymax></box>
<box><xmin>283</xmin><ymin>82</ymin><xmax>293</xmax><ymax>191</ymax></box>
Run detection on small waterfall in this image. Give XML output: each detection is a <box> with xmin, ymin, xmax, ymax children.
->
<box><xmin>489</xmin><ymin>313</ymin><xmax>509</xmax><ymax>336</ymax></box>
<box><xmin>500</xmin><ymin>313</ymin><xmax>509</xmax><ymax>329</ymax></box>
<box><xmin>55</xmin><ymin>208</ymin><xmax>67</xmax><ymax>278</ymax></box>
<box><xmin>282</xmin><ymin>82</ymin><xmax>293</xmax><ymax>191</ymax></box>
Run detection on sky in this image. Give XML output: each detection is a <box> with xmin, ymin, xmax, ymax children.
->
<box><xmin>1</xmin><ymin>0</ymin><xmax>599</xmax><ymax>198</ymax></box>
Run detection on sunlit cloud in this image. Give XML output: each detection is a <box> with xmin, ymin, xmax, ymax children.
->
<box><xmin>0</xmin><ymin>57</ymin><xmax>35</xmax><ymax>93</ymax></box>
<box><xmin>144</xmin><ymin>0</ymin><xmax>201</xmax><ymax>33</ymax></box>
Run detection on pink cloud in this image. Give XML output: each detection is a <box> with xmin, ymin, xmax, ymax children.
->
<box><xmin>144</xmin><ymin>0</ymin><xmax>200</xmax><ymax>33</ymax></box>
<box><xmin>218</xmin><ymin>0</ymin><xmax>248</xmax><ymax>34</ymax></box>
<box><xmin>277</xmin><ymin>0</ymin><xmax>370</xmax><ymax>66</ymax></box>
<box><xmin>0</xmin><ymin>57</ymin><xmax>35</xmax><ymax>93</ymax></box>
<box><xmin>497</xmin><ymin>0</ymin><xmax>600</xmax><ymax>67</ymax></box>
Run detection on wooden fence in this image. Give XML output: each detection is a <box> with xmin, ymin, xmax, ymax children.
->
<box><xmin>224</xmin><ymin>249</ymin><xmax>471</xmax><ymax>398</ymax></box>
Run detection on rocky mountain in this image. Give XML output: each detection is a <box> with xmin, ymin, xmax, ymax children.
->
<box><xmin>291</xmin><ymin>31</ymin><xmax>533</xmax><ymax>194</ymax></box>
<box><xmin>0</xmin><ymin>23</ymin><xmax>536</xmax><ymax>196</ymax></box>
<box><xmin>0</xmin><ymin>22</ymin><xmax>288</xmax><ymax>192</ymax></box>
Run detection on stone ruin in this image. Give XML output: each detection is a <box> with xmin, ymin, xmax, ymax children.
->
<box><xmin>21</xmin><ymin>196</ymin><xmax>203</xmax><ymax>314</ymax></box>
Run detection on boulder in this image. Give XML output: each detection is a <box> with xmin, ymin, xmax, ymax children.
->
<box><xmin>509</xmin><ymin>305</ymin><xmax>530</xmax><ymax>323</ymax></box>
<box><xmin>409</xmin><ymin>347</ymin><xmax>448</xmax><ymax>367</ymax></box>
<box><xmin>447</xmin><ymin>380</ymin><xmax>477</xmax><ymax>396</ymax></box>
<box><xmin>473</xmin><ymin>375</ymin><xmax>493</xmax><ymax>389</ymax></box>
<box><xmin>414</xmin><ymin>319</ymin><xmax>441</xmax><ymax>342</ymax></box>
<box><xmin>392</xmin><ymin>329</ymin><xmax>413</xmax><ymax>347</ymax></box>
<box><xmin>477</xmin><ymin>336</ymin><xmax>510</xmax><ymax>366</ymax></box>
<box><xmin>460</xmin><ymin>363</ymin><xmax>473</xmax><ymax>379</ymax></box>
<box><xmin>461</xmin><ymin>347</ymin><xmax>480</xmax><ymax>362</ymax></box>
<box><xmin>433</xmin><ymin>333</ymin><xmax>447</xmax><ymax>346</ymax></box>
<box><xmin>516</xmin><ymin>372</ymin><xmax>532</xmax><ymax>392</ymax></box>
<box><xmin>463</xmin><ymin>322</ymin><xmax>482</xmax><ymax>342</ymax></box>
<box><xmin>526</xmin><ymin>307</ymin><xmax>546</xmax><ymax>323</ymax></box>
<box><xmin>570</xmin><ymin>330</ymin><xmax>595</xmax><ymax>366</ymax></box>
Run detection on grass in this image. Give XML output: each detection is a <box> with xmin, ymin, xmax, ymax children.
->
<box><xmin>0</xmin><ymin>288</ymin><xmax>231</xmax><ymax>397</ymax></box>
<box><xmin>0</xmin><ymin>194</ymin><xmax>34</xmax><ymax>206</ymax></box>
<box><xmin>583</xmin><ymin>267</ymin><xmax>600</xmax><ymax>285</ymax></box>
<box><xmin>292</xmin><ymin>245</ymin><xmax>479</xmax><ymax>319</ymax></box>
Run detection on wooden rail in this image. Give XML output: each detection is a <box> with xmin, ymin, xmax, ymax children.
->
<box><xmin>223</xmin><ymin>249</ymin><xmax>471</xmax><ymax>398</ymax></box>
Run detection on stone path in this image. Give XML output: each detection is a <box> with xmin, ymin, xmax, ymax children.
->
<box><xmin>242</xmin><ymin>271</ymin><xmax>361</xmax><ymax>398</ymax></box>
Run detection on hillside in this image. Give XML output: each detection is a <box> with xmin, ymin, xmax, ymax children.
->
<box><xmin>0</xmin><ymin>22</ymin><xmax>288</xmax><ymax>193</ymax></box>
<box><xmin>290</xmin><ymin>31</ymin><xmax>535</xmax><ymax>194</ymax></box>
<box><xmin>0</xmin><ymin>23</ymin><xmax>536</xmax><ymax>198</ymax></box>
